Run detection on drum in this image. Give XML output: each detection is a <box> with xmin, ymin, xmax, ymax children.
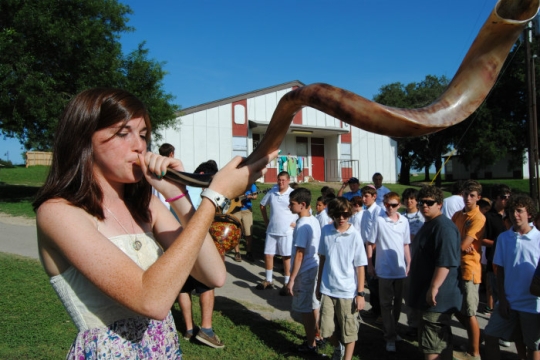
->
<box><xmin>209</xmin><ymin>213</ymin><xmax>242</xmax><ymax>256</ymax></box>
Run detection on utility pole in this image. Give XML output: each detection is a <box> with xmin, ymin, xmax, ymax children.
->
<box><xmin>526</xmin><ymin>20</ymin><xmax>540</xmax><ymax>207</ymax></box>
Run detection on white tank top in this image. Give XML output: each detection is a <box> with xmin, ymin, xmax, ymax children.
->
<box><xmin>49</xmin><ymin>233</ymin><xmax>163</xmax><ymax>331</ymax></box>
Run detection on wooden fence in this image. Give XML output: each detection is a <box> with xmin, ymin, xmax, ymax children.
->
<box><xmin>26</xmin><ymin>151</ymin><xmax>52</xmax><ymax>167</ymax></box>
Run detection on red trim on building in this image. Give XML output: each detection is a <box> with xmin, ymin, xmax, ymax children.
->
<box><xmin>341</xmin><ymin>132</ymin><xmax>352</xmax><ymax>143</ymax></box>
<box><xmin>292</xmin><ymin>86</ymin><xmax>302</xmax><ymax>125</ymax></box>
<box><xmin>264</xmin><ymin>167</ymin><xmax>277</xmax><ymax>183</ymax></box>
<box><xmin>232</xmin><ymin>99</ymin><xmax>248</xmax><ymax>137</ymax></box>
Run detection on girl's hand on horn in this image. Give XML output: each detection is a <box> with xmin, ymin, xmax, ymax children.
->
<box><xmin>139</xmin><ymin>152</ymin><xmax>187</xmax><ymax>198</ymax></box>
<box><xmin>209</xmin><ymin>150</ymin><xmax>278</xmax><ymax>200</ymax></box>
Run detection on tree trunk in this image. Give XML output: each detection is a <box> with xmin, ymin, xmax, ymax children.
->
<box><xmin>399</xmin><ymin>158</ymin><xmax>412</xmax><ymax>185</ymax></box>
<box><xmin>424</xmin><ymin>166</ymin><xmax>430</xmax><ymax>182</ymax></box>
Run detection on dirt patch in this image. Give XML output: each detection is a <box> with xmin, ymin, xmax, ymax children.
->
<box><xmin>0</xmin><ymin>213</ymin><xmax>34</xmax><ymax>226</ymax></box>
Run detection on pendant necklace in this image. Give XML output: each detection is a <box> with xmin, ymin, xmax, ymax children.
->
<box><xmin>104</xmin><ymin>206</ymin><xmax>143</xmax><ymax>251</ymax></box>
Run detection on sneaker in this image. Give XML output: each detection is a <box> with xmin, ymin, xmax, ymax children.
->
<box><xmin>499</xmin><ymin>338</ymin><xmax>511</xmax><ymax>347</ymax></box>
<box><xmin>315</xmin><ymin>334</ymin><xmax>326</xmax><ymax>347</ymax></box>
<box><xmin>297</xmin><ymin>343</ymin><xmax>318</xmax><ymax>354</ymax></box>
<box><xmin>279</xmin><ymin>284</ymin><xmax>291</xmax><ymax>296</ymax></box>
<box><xmin>183</xmin><ymin>329</ymin><xmax>194</xmax><ymax>341</ymax></box>
<box><xmin>256</xmin><ymin>280</ymin><xmax>274</xmax><ymax>290</ymax></box>
<box><xmin>195</xmin><ymin>330</ymin><xmax>225</xmax><ymax>349</ymax></box>
<box><xmin>234</xmin><ymin>252</ymin><xmax>242</xmax><ymax>262</ymax></box>
<box><xmin>331</xmin><ymin>342</ymin><xmax>345</xmax><ymax>360</ymax></box>
<box><xmin>386</xmin><ymin>341</ymin><xmax>396</xmax><ymax>352</ymax></box>
<box><xmin>245</xmin><ymin>252</ymin><xmax>254</xmax><ymax>262</ymax></box>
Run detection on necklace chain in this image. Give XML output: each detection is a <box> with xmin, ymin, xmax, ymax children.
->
<box><xmin>104</xmin><ymin>206</ymin><xmax>142</xmax><ymax>251</ymax></box>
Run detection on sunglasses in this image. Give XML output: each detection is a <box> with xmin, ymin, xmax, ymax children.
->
<box><xmin>385</xmin><ymin>203</ymin><xmax>400</xmax><ymax>208</ymax></box>
<box><xmin>332</xmin><ymin>212</ymin><xmax>351</xmax><ymax>219</ymax></box>
<box><xmin>418</xmin><ymin>200</ymin><xmax>437</xmax><ymax>207</ymax></box>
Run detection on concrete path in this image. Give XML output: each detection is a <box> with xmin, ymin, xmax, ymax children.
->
<box><xmin>0</xmin><ymin>215</ymin><xmax>520</xmax><ymax>358</ymax></box>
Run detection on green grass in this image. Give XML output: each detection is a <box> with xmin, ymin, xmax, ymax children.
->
<box><xmin>0</xmin><ymin>253</ymin><xmax>77</xmax><ymax>359</ymax></box>
<box><xmin>0</xmin><ymin>165</ymin><xmax>48</xmax><ymax>218</ymax></box>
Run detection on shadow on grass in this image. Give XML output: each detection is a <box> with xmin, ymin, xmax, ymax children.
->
<box><xmin>0</xmin><ymin>183</ymin><xmax>40</xmax><ymax>201</ymax></box>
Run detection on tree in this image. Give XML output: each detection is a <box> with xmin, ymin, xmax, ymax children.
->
<box><xmin>450</xmin><ymin>40</ymin><xmax>531</xmax><ymax>173</ymax></box>
<box><xmin>119</xmin><ymin>43</ymin><xmax>180</xmax><ymax>141</ymax></box>
<box><xmin>373</xmin><ymin>75</ymin><xmax>451</xmax><ymax>185</ymax></box>
<box><xmin>0</xmin><ymin>0</ymin><xmax>179</xmax><ymax>151</ymax></box>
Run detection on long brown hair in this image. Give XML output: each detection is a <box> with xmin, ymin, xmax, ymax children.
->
<box><xmin>33</xmin><ymin>88</ymin><xmax>153</xmax><ymax>222</ymax></box>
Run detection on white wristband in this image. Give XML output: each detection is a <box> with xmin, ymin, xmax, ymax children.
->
<box><xmin>201</xmin><ymin>188</ymin><xmax>230</xmax><ymax>211</ymax></box>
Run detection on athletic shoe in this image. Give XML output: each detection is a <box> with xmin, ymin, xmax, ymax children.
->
<box><xmin>297</xmin><ymin>343</ymin><xmax>318</xmax><ymax>355</ymax></box>
<box><xmin>195</xmin><ymin>330</ymin><xmax>225</xmax><ymax>349</ymax></box>
<box><xmin>499</xmin><ymin>338</ymin><xmax>511</xmax><ymax>347</ymax></box>
<box><xmin>183</xmin><ymin>330</ymin><xmax>194</xmax><ymax>341</ymax></box>
<box><xmin>256</xmin><ymin>280</ymin><xmax>274</xmax><ymax>290</ymax></box>
<box><xmin>331</xmin><ymin>342</ymin><xmax>345</xmax><ymax>360</ymax></box>
<box><xmin>279</xmin><ymin>284</ymin><xmax>291</xmax><ymax>296</ymax></box>
<box><xmin>234</xmin><ymin>252</ymin><xmax>242</xmax><ymax>262</ymax></box>
<box><xmin>386</xmin><ymin>341</ymin><xmax>396</xmax><ymax>352</ymax></box>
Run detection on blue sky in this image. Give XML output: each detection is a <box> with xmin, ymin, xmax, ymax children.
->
<box><xmin>2</xmin><ymin>0</ymin><xmax>496</xmax><ymax>164</ymax></box>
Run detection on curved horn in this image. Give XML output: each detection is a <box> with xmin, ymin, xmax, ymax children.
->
<box><xmin>164</xmin><ymin>0</ymin><xmax>539</xmax><ymax>187</ymax></box>
<box><xmin>242</xmin><ymin>0</ymin><xmax>539</xmax><ymax>167</ymax></box>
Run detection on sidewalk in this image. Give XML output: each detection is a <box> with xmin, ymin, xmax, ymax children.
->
<box><xmin>0</xmin><ymin>215</ymin><xmax>520</xmax><ymax>358</ymax></box>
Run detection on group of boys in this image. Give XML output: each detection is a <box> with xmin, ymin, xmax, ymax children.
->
<box><xmin>256</xmin><ymin>172</ymin><xmax>540</xmax><ymax>360</ymax></box>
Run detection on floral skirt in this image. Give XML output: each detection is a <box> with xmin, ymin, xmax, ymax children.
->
<box><xmin>67</xmin><ymin>312</ymin><xmax>182</xmax><ymax>359</ymax></box>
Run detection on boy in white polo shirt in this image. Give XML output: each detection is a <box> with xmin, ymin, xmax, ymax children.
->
<box><xmin>367</xmin><ymin>192</ymin><xmax>411</xmax><ymax>352</ymax></box>
<box><xmin>485</xmin><ymin>194</ymin><xmax>540</xmax><ymax>360</ymax></box>
<box><xmin>316</xmin><ymin>197</ymin><xmax>367</xmax><ymax>360</ymax></box>
<box><xmin>286</xmin><ymin>187</ymin><xmax>322</xmax><ymax>355</ymax></box>
<box><xmin>258</xmin><ymin>171</ymin><xmax>298</xmax><ymax>293</ymax></box>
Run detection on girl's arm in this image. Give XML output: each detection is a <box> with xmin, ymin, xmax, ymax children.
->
<box><xmin>38</xmin><ymin>152</ymin><xmax>276</xmax><ymax>320</ymax></box>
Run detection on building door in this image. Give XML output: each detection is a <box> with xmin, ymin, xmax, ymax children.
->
<box><xmin>311</xmin><ymin>138</ymin><xmax>325</xmax><ymax>181</ymax></box>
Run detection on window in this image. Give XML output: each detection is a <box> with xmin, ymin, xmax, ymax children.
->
<box><xmin>232</xmin><ymin>137</ymin><xmax>247</xmax><ymax>157</ymax></box>
<box><xmin>341</xmin><ymin>143</ymin><xmax>351</xmax><ymax>160</ymax></box>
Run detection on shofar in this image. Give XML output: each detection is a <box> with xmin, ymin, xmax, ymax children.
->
<box><xmin>242</xmin><ymin>0</ymin><xmax>539</xmax><ymax>166</ymax></box>
<box><xmin>165</xmin><ymin>0</ymin><xmax>539</xmax><ymax>187</ymax></box>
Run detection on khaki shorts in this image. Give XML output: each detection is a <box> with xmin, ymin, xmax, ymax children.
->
<box><xmin>461</xmin><ymin>280</ymin><xmax>479</xmax><ymax>316</ymax></box>
<box><xmin>320</xmin><ymin>295</ymin><xmax>360</xmax><ymax>344</ymax></box>
<box><xmin>232</xmin><ymin>209</ymin><xmax>253</xmax><ymax>236</ymax></box>
<box><xmin>419</xmin><ymin>311</ymin><xmax>454</xmax><ymax>355</ymax></box>
<box><xmin>484</xmin><ymin>304</ymin><xmax>540</xmax><ymax>350</ymax></box>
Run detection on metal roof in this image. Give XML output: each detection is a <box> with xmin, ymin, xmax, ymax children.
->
<box><xmin>175</xmin><ymin>80</ymin><xmax>305</xmax><ymax>116</ymax></box>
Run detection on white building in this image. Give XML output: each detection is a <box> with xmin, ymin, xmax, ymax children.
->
<box><xmin>157</xmin><ymin>81</ymin><xmax>398</xmax><ymax>184</ymax></box>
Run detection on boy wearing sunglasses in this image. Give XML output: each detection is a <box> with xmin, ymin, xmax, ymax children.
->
<box><xmin>367</xmin><ymin>192</ymin><xmax>411</xmax><ymax>352</ymax></box>
<box><xmin>316</xmin><ymin>197</ymin><xmax>367</xmax><ymax>360</ymax></box>
<box><xmin>408</xmin><ymin>186</ymin><xmax>462</xmax><ymax>360</ymax></box>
